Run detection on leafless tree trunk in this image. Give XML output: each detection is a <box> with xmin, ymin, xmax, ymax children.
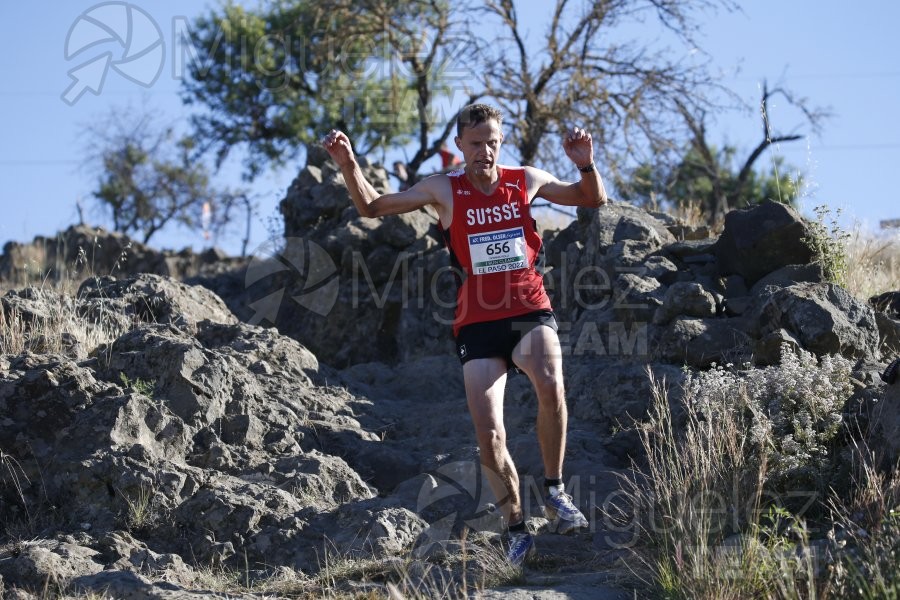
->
<box><xmin>677</xmin><ymin>80</ymin><xmax>829</xmax><ymax>222</ymax></box>
<box><xmin>479</xmin><ymin>0</ymin><xmax>738</xmax><ymax>178</ymax></box>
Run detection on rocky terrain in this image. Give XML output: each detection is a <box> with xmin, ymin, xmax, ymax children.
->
<box><xmin>0</xmin><ymin>151</ymin><xmax>898</xmax><ymax>598</ymax></box>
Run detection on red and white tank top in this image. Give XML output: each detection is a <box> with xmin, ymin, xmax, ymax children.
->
<box><xmin>439</xmin><ymin>166</ymin><xmax>552</xmax><ymax>336</ymax></box>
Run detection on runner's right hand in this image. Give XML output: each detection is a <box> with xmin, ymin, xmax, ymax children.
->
<box><xmin>322</xmin><ymin>130</ymin><xmax>355</xmax><ymax>168</ymax></box>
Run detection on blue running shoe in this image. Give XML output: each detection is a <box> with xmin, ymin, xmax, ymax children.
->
<box><xmin>544</xmin><ymin>488</ymin><xmax>589</xmax><ymax>534</ymax></box>
<box><xmin>506</xmin><ymin>531</ymin><xmax>536</xmax><ymax>566</ymax></box>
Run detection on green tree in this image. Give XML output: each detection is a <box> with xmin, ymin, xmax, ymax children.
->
<box><xmin>620</xmin><ymin>81</ymin><xmax>829</xmax><ymax>223</ymax></box>
<box><xmin>86</xmin><ymin>109</ymin><xmax>249</xmax><ymax>247</ymax></box>
<box><xmin>181</xmin><ymin>0</ymin><xmax>478</xmax><ymax>181</ymax></box>
<box><xmin>621</xmin><ymin>144</ymin><xmax>802</xmax><ymax>216</ymax></box>
<box><xmin>182</xmin><ymin>1</ymin><xmax>747</xmax><ymax>185</ymax></box>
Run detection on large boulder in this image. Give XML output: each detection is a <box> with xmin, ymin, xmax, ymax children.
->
<box><xmin>0</xmin><ymin>316</ymin><xmax>413</xmax><ymax>576</ymax></box>
<box><xmin>78</xmin><ymin>273</ymin><xmax>238</xmax><ymax>333</ymax></box>
<box><xmin>0</xmin><ymin>276</ymin><xmax>239</xmax><ymax>360</ymax></box>
<box><xmin>0</xmin><ymin>540</ymin><xmax>105</xmax><ymax>591</ymax></box>
<box><xmin>871</xmin><ymin>359</ymin><xmax>900</xmax><ymax>463</ymax></box>
<box><xmin>712</xmin><ymin>200</ymin><xmax>814</xmax><ymax>286</ymax></box>
<box><xmin>754</xmin><ymin>282</ymin><xmax>881</xmax><ymax>360</ymax></box>
<box><xmin>280</xmin><ymin>154</ymin><xmax>391</xmax><ymax>239</ymax></box>
<box><xmin>654</xmin><ymin>317</ymin><xmax>753</xmax><ymax>368</ymax></box>
<box><xmin>874</xmin><ymin>313</ymin><xmax>900</xmax><ymax>354</ymax></box>
<box><xmin>213</xmin><ymin>151</ymin><xmax>457</xmax><ymax>367</ymax></box>
<box><xmin>749</xmin><ymin>263</ymin><xmax>825</xmax><ymax>296</ymax></box>
<box><xmin>870</xmin><ymin>293</ymin><xmax>900</xmax><ymax>354</ymax></box>
<box><xmin>545</xmin><ymin>202</ymin><xmax>675</xmax><ymax>322</ymax></box>
<box><xmin>870</xmin><ymin>290</ymin><xmax>900</xmax><ymax>319</ymax></box>
<box><xmin>1</xmin><ymin>287</ymin><xmax>75</xmax><ymax>323</ymax></box>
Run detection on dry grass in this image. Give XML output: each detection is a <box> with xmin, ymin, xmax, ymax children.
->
<box><xmin>0</xmin><ymin>283</ymin><xmax>127</xmax><ymax>358</ymax></box>
<box><xmin>0</xmin><ymin>226</ymin><xmax>138</xmax><ymax>359</ymax></box>
<box><xmin>844</xmin><ymin>228</ymin><xmax>900</xmax><ymax>301</ymax></box>
<box><xmin>823</xmin><ymin>448</ymin><xmax>900</xmax><ymax>600</ymax></box>
<box><xmin>610</xmin><ymin>370</ymin><xmax>777</xmax><ymax>600</ymax></box>
<box><xmin>607</xmin><ymin>360</ymin><xmax>899</xmax><ymax>600</ymax></box>
<box><xmin>159</xmin><ymin>534</ymin><xmax>525</xmax><ymax>600</ymax></box>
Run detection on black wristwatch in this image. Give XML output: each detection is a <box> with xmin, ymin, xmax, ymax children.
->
<box><xmin>578</xmin><ymin>162</ymin><xmax>596</xmax><ymax>173</ymax></box>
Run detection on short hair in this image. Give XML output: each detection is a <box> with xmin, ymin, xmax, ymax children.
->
<box><xmin>456</xmin><ymin>103</ymin><xmax>503</xmax><ymax>138</ymax></box>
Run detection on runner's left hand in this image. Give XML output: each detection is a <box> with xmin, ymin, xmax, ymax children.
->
<box><xmin>562</xmin><ymin>127</ymin><xmax>594</xmax><ymax>170</ymax></box>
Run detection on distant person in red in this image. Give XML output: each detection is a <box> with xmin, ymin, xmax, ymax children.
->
<box><xmin>439</xmin><ymin>143</ymin><xmax>462</xmax><ymax>170</ymax></box>
<box><xmin>322</xmin><ymin>103</ymin><xmax>606</xmax><ymax>565</ymax></box>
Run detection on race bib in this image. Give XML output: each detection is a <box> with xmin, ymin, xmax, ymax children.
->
<box><xmin>467</xmin><ymin>227</ymin><xmax>527</xmax><ymax>275</ymax></box>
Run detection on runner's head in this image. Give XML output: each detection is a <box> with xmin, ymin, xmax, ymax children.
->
<box><xmin>456</xmin><ymin>104</ymin><xmax>502</xmax><ymax>138</ymax></box>
<box><xmin>455</xmin><ymin>104</ymin><xmax>504</xmax><ymax>177</ymax></box>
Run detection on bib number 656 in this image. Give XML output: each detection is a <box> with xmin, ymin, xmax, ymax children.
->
<box><xmin>485</xmin><ymin>241</ymin><xmax>510</xmax><ymax>256</ymax></box>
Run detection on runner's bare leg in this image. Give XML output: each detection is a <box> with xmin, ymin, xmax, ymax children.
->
<box><xmin>463</xmin><ymin>357</ymin><xmax>523</xmax><ymax>525</ymax></box>
<box><xmin>511</xmin><ymin>325</ymin><xmax>566</xmax><ymax>480</ymax></box>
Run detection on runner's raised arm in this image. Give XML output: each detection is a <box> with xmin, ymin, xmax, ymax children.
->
<box><xmin>321</xmin><ymin>129</ymin><xmax>451</xmax><ymax>224</ymax></box>
<box><xmin>524</xmin><ymin>127</ymin><xmax>608</xmax><ymax>208</ymax></box>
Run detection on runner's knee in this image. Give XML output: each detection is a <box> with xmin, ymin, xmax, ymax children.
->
<box><xmin>533</xmin><ymin>372</ymin><xmax>565</xmax><ymax>404</ymax></box>
<box><xmin>475</xmin><ymin>425</ymin><xmax>506</xmax><ymax>453</ymax></box>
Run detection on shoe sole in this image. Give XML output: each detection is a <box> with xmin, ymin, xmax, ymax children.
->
<box><xmin>544</xmin><ymin>506</ymin><xmax>588</xmax><ymax>534</ymax></box>
<box><xmin>555</xmin><ymin>516</ymin><xmax>589</xmax><ymax>535</ymax></box>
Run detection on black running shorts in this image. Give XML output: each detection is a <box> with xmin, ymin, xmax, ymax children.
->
<box><xmin>454</xmin><ymin>310</ymin><xmax>558</xmax><ymax>367</ymax></box>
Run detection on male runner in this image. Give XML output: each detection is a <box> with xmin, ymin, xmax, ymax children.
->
<box><xmin>322</xmin><ymin>104</ymin><xmax>607</xmax><ymax>565</ymax></box>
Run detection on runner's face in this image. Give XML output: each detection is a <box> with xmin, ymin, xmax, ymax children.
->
<box><xmin>455</xmin><ymin>119</ymin><xmax>503</xmax><ymax>177</ymax></box>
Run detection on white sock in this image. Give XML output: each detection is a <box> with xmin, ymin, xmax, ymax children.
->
<box><xmin>548</xmin><ymin>483</ymin><xmax>565</xmax><ymax>497</ymax></box>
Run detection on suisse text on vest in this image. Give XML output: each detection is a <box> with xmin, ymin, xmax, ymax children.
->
<box><xmin>466</xmin><ymin>202</ymin><xmax>521</xmax><ymax>226</ymax></box>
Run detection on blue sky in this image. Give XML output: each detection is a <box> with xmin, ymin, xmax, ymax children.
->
<box><xmin>1</xmin><ymin>1</ymin><xmax>899</xmax><ymax>256</ymax></box>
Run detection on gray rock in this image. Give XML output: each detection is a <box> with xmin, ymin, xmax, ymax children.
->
<box><xmin>667</xmin><ymin>223</ymin><xmax>711</xmax><ymax>241</ymax></box>
<box><xmin>653</xmin><ymin>282</ymin><xmax>718</xmax><ymax>325</ymax></box>
<box><xmin>683</xmin><ymin>253</ymin><xmax>717</xmax><ymax>265</ymax></box>
<box><xmin>585</xmin><ymin>208</ymin><xmax>674</xmax><ymax>297</ymax></box>
<box><xmin>870</xmin><ymin>291</ymin><xmax>900</xmax><ymax>319</ymax></box>
<box><xmin>550</xmin><ymin>203</ymin><xmax>674</xmax><ymax>279</ymax></box>
<box><xmin>235</xmin><ymin>155</ymin><xmax>455</xmax><ymax>367</ymax></box>
<box><xmin>613</xmin><ymin>216</ymin><xmax>664</xmax><ymax>247</ymax></box>
<box><xmin>721</xmin><ymin>274</ymin><xmax>749</xmax><ymax>298</ymax></box>
<box><xmin>872</xmin><ymin>374</ymin><xmax>900</xmax><ymax>463</ymax></box>
<box><xmin>875</xmin><ymin>313</ymin><xmax>900</xmax><ymax>354</ymax></box>
<box><xmin>0</xmin><ymin>540</ymin><xmax>104</xmax><ymax>589</ymax></box>
<box><xmin>0</xmin><ymin>310</ymin><xmax>428</xmax><ymax>577</ymax></box>
<box><xmin>654</xmin><ymin>317</ymin><xmax>752</xmax><ymax>367</ymax></box>
<box><xmin>642</xmin><ymin>255</ymin><xmax>680</xmax><ymax>284</ymax></box>
<box><xmin>753</xmin><ymin>328</ymin><xmax>803</xmax><ymax>366</ymax></box>
<box><xmin>663</xmin><ymin>238</ymin><xmax>718</xmax><ymax>260</ymax></box>
<box><xmin>98</xmin><ymin>326</ymin><xmax>236</xmax><ymax>425</ymax></box>
<box><xmin>605</xmin><ymin>239</ymin><xmax>662</xmax><ymax>273</ymax></box>
<box><xmin>611</xmin><ymin>273</ymin><xmax>665</xmax><ymax>325</ymax></box>
<box><xmin>749</xmin><ymin>263</ymin><xmax>825</xmax><ymax>296</ymax></box>
<box><xmin>566</xmin><ymin>360</ymin><xmax>685</xmax><ymax>425</ymax></box>
<box><xmin>281</xmin><ymin>159</ymin><xmax>390</xmax><ymax>238</ymax></box>
<box><xmin>71</xmin><ymin>569</ymin><xmax>236</xmax><ymax>599</ymax></box>
<box><xmin>712</xmin><ymin>200</ymin><xmax>814</xmax><ymax>285</ymax></box>
<box><xmin>723</xmin><ymin>295</ymin><xmax>753</xmax><ymax>317</ymax></box>
<box><xmin>482</xmin><ymin>571</ymin><xmax>631</xmax><ymax>599</ymax></box>
<box><xmin>373</xmin><ymin>211</ymin><xmax>434</xmax><ymax>249</ymax></box>
<box><xmin>78</xmin><ymin>273</ymin><xmax>237</xmax><ymax>333</ymax></box>
<box><xmin>755</xmin><ymin>283</ymin><xmax>881</xmax><ymax>360</ymax></box>
<box><xmin>329</xmin><ymin>504</ymin><xmax>427</xmax><ymax>556</ymax></box>
<box><xmin>1</xmin><ymin>287</ymin><xmax>74</xmax><ymax>323</ymax></box>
